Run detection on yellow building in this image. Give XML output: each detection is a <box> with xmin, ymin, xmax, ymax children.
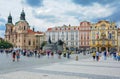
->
<box><xmin>118</xmin><ymin>28</ymin><xmax>120</xmax><ymax>52</ymax></box>
<box><xmin>90</xmin><ymin>20</ymin><xmax>118</xmax><ymax>52</ymax></box>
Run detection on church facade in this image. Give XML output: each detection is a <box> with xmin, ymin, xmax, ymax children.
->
<box><xmin>5</xmin><ymin>10</ymin><xmax>45</xmax><ymax>50</ymax></box>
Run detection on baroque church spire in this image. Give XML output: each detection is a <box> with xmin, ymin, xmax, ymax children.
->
<box><xmin>20</xmin><ymin>9</ymin><xmax>26</xmax><ymax>20</ymax></box>
<box><xmin>8</xmin><ymin>13</ymin><xmax>12</xmax><ymax>23</ymax></box>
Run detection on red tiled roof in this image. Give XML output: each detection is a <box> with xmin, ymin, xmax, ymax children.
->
<box><xmin>27</xmin><ymin>29</ymin><xmax>44</xmax><ymax>35</ymax></box>
<box><xmin>80</xmin><ymin>21</ymin><xmax>90</xmax><ymax>26</ymax></box>
<box><xmin>47</xmin><ymin>28</ymin><xmax>52</xmax><ymax>31</ymax></box>
<box><xmin>35</xmin><ymin>31</ymin><xmax>43</xmax><ymax>34</ymax></box>
<box><xmin>27</xmin><ymin>29</ymin><xmax>35</xmax><ymax>34</ymax></box>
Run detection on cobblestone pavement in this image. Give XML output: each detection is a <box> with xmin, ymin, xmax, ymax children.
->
<box><xmin>31</xmin><ymin>57</ymin><xmax>120</xmax><ymax>79</ymax></box>
<box><xmin>0</xmin><ymin>71</ymin><xmax>87</xmax><ymax>79</ymax></box>
<box><xmin>0</xmin><ymin>53</ymin><xmax>120</xmax><ymax>79</ymax></box>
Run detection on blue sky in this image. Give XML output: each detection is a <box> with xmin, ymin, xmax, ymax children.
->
<box><xmin>0</xmin><ymin>0</ymin><xmax>120</xmax><ymax>38</ymax></box>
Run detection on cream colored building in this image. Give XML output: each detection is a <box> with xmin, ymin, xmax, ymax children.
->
<box><xmin>90</xmin><ymin>20</ymin><xmax>118</xmax><ymax>52</ymax></box>
<box><xmin>5</xmin><ymin>10</ymin><xmax>45</xmax><ymax>50</ymax></box>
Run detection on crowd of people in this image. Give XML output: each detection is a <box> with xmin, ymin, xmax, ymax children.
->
<box><xmin>0</xmin><ymin>49</ymin><xmax>73</xmax><ymax>62</ymax></box>
<box><xmin>92</xmin><ymin>51</ymin><xmax>120</xmax><ymax>61</ymax></box>
<box><xmin>1</xmin><ymin>48</ymin><xmax>120</xmax><ymax>62</ymax></box>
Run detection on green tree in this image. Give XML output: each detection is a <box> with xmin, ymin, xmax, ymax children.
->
<box><xmin>0</xmin><ymin>41</ymin><xmax>13</xmax><ymax>49</ymax></box>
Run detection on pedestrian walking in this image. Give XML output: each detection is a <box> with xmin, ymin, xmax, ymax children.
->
<box><xmin>12</xmin><ymin>51</ymin><xmax>16</xmax><ymax>62</ymax></box>
<box><xmin>92</xmin><ymin>51</ymin><xmax>96</xmax><ymax>61</ymax></box>
<box><xmin>113</xmin><ymin>52</ymin><xmax>117</xmax><ymax>60</ymax></box>
<box><xmin>38</xmin><ymin>50</ymin><xmax>41</xmax><ymax>58</ymax></box>
<box><xmin>34</xmin><ymin>50</ymin><xmax>37</xmax><ymax>57</ymax></box>
<box><xmin>51</xmin><ymin>51</ymin><xmax>54</xmax><ymax>58</ymax></box>
<box><xmin>58</xmin><ymin>50</ymin><xmax>62</xmax><ymax>59</ymax></box>
<box><xmin>117</xmin><ymin>52</ymin><xmax>120</xmax><ymax>61</ymax></box>
<box><xmin>67</xmin><ymin>51</ymin><xmax>71</xmax><ymax>59</ymax></box>
<box><xmin>47</xmin><ymin>50</ymin><xmax>50</xmax><ymax>58</ymax></box>
<box><xmin>103</xmin><ymin>51</ymin><xmax>107</xmax><ymax>60</ymax></box>
<box><xmin>96</xmin><ymin>51</ymin><xmax>99</xmax><ymax>61</ymax></box>
<box><xmin>16</xmin><ymin>50</ymin><xmax>20</xmax><ymax>62</ymax></box>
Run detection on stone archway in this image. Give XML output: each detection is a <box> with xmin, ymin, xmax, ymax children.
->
<box><xmin>101</xmin><ymin>47</ymin><xmax>106</xmax><ymax>51</ymax></box>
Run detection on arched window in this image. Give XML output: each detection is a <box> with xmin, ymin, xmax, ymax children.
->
<box><xmin>28</xmin><ymin>40</ymin><xmax>31</xmax><ymax>45</ymax></box>
<box><xmin>24</xmin><ymin>26</ymin><xmax>26</xmax><ymax>30</ymax></box>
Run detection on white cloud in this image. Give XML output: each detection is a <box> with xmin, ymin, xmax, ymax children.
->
<box><xmin>117</xmin><ymin>21</ymin><xmax>120</xmax><ymax>27</ymax></box>
<box><xmin>33</xmin><ymin>0</ymin><xmax>115</xmax><ymax>27</ymax></box>
<box><xmin>82</xmin><ymin>3</ymin><xmax>115</xmax><ymax>19</ymax></box>
<box><xmin>0</xmin><ymin>0</ymin><xmax>117</xmax><ymax>38</ymax></box>
<box><xmin>0</xmin><ymin>30</ymin><xmax>5</xmax><ymax>38</ymax></box>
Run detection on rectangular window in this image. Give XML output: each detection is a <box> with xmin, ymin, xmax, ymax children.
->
<box><xmin>112</xmin><ymin>41</ymin><xmax>115</xmax><ymax>45</ymax></box>
<box><xmin>71</xmin><ymin>42</ymin><xmax>74</xmax><ymax>46</ymax></box>
<box><xmin>24</xmin><ymin>39</ymin><xmax>25</xmax><ymax>43</ymax></box>
<box><xmin>66</xmin><ymin>32</ymin><xmax>68</xmax><ymax>40</ymax></box>
<box><xmin>76</xmin><ymin>42</ymin><xmax>78</xmax><ymax>45</ymax></box>
<box><xmin>93</xmin><ymin>41</ymin><xmax>95</xmax><ymax>45</ymax></box>
<box><xmin>28</xmin><ymin>40</ymin><xmax>31</xmax><ymax>46</ymax></box>
<box><xmin>88</xmin><ymin>42</ymin><xmax>89</xmax><ymax>45</ymax></box>
<box><xmin>87</xmin><ymin>37</ymin><xmax>89</xmax><ymax>39</ymax></box>
<box><xmin>66</xmin><ymin>42</ymin><xmax>68</xmax><ymax>45</ymax></box>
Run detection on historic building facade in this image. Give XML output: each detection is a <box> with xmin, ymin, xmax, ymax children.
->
<box><xmin>90</xmin><ymin>20</ymin><xmax>118</xmax><ymax>52</ymax></box>
<box><xmin>5</xmin><ymin>10</ymin><xmax>45</xmax><ymax>50</ymax></box>
<box><xmin>118</xmin><ymin>28</ymin><xmax>120</xmax><ymax>52</ymax></box>
<box><xmin>79</xmin><ymin>21</ymin><xmax>91</xmax><ymax>52</ymax></box>
<box><xmin>46</xmin><ymin>25</ymin><xmax>80</xmax><ymax>50</ymax></box>
<box><xmin>46</xmin><ymin>20</ymin><xmax>119</xmax><ymax>52</ymax></box>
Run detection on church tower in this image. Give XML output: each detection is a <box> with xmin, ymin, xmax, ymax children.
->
<box><xmin>20</xmin><ymin>9</ymin><xmax>26</xmax><ymax>20</ymax></box>
<box><xmin>5</xmin><ymin>13</ymin><xmax>14</xmax><ymax>42</ymax></box>
<box><xmin>8</xmin><ymin>13</ymin><xmax>13</xmax><ymax>23</ymax></box>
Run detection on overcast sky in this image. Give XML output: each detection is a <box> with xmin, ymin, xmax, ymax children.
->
<box><xmin>0</xmin><ymin>0</ymin><xmax>120</xmax><ymax>38</ymax></box>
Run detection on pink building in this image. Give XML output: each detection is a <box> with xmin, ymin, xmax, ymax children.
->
<box><xmin>79</xmin><ymin>21</ymin><xmax>91</xmax><ymax>52</ymax></box>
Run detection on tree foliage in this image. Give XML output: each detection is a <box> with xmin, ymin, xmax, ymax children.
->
<box><xmin>0</xmin><ymin>40</ymin><xmax>13</xmax><ymax>49</ymax></box>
